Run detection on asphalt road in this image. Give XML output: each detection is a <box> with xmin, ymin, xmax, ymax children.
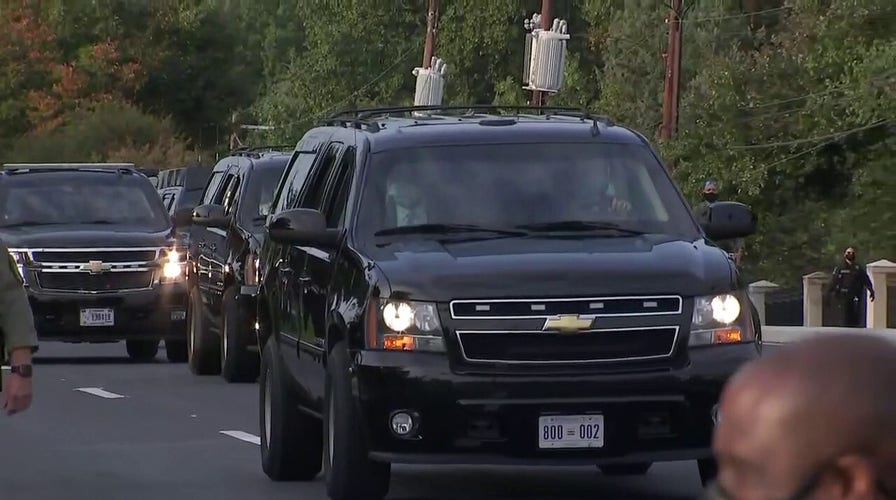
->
<box><xmin>0</xmin><ymin>342</ymin><xmax>775</xmax><ymax>500</ymax></box>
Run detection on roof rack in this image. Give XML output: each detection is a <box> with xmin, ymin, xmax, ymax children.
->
<box><xmin>2</xmin><ymin>163</ymin><xmax>141</xmax><ymax>175</ymax></box>
<box><xmin>228</xmin><ymin>146</ymin><xmax>291</xmax><ymax>158</ymax></box>
<box><xmin>320</xmin><ymin>117</ymin><xmax>383</xmax><ymax>133</ymax></box>
<box><xmin>327</xmin><ymin>105</ymin><xmax>614</xmax><ymax>130</ymax></box>
<box><xmin>2</xmin><ymin>162</ymin><xmax>137</xmax><ymax>170</ymax></box>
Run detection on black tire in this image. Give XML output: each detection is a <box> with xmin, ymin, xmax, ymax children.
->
<box><xmin>259</xmin><ymin>339</ymin><xmax>322</xmax><ymax>481</ymax></box>
<box><xmin>221</xmin><ymin>286</ymin><xmax>260</xmax><ymax>383</ymax></box>
<box><xmin>188</xmin><ymin>287</ymin><xmax>221</xmax><ymax>375</ymax></box>
<box><xmin>598</xmin><ymin>463</ymin><xmax>653</xmax><ymax>475</ymax></box>
<box><xmin>126</xmin><ymin>339</ymin><xmax>159</xmax><ymax>362</ymax></box>
<box><xmin>698</xmin><ymin>458</ymin><xmax>718</xmax><ymax>486</ymax></box>
<box><xmin>165</xmin><ymin>340</ymin><xmax>188</xmax><ymax>363</ymax></box>
<box><xmin>324</xmin><ymin>341</ymin><xmax>391</xmax><ymax>500</ymax></box>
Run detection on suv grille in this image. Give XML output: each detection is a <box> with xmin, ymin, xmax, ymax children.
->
<box><xmin>31</xmin><ymin>250</ymin><xmax>158</xmax><ymax>263</ymax></box>
<box><xmin>449</xmin><ymin>296</ymin><xmax>683</xmax><ymax>365</ymax></box>
<box><xmin>450</xmin><ymin>296</ymin><xmax>682</xmax><ymax>318</ymax></box>
<box><xmin>28</xmin><ymin>248</ymin><xmax>162</xmax><ymax>293</ymax></box>
<box><xmin>456</xmin><ymin>327</ymin><xmax>679</xmax><ymax>364</ymax></box>
<box><xmin>37</xmin><ymin>271</ymin><xmax>154</xmax><ymax>292</ymax></box>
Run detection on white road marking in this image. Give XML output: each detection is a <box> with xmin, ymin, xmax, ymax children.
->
<box><xmin>74</xmin><ymin>387</ymin><xmax>127</xmax><ymax>399</ymax></box>
<box><xmin>220</xmin><ymin>430</ymin><xmax>261</xmax><ymax>445</ymax></box>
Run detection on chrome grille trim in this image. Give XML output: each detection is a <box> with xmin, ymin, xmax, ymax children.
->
<box><xmin>449</xmin><ymin>295</ymin><xmax>683</xmax><ymax>320</ymax></box>
<box><xmin>454</xmin><ymin>326</ymin><xmax>680</xmax><ymax>365</ymax></box>
<box><xmin>16</xmin><ymin>247</ymin><xmax>166</xmax><ymax>293</ymax></box>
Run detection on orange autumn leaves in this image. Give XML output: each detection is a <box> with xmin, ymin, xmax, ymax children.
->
<box><xmin>0</xmin><ymin>3</ymin><xmax>143</xmax><ymax>133</ymax></box>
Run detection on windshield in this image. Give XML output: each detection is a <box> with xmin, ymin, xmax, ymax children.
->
<box><xmin>355</xmin><ymin>142</ymin><xmax>699</xmax><ymax>241</ymax></box>
<box><xmin>0</xmin><ymin>171</ymin><xmax>171</xmax><ymax>231</ymax></box>
<box><xmin>239</xmin><ymin>163</ymin><xmax>286</xmax><ymax>227</ymax></box>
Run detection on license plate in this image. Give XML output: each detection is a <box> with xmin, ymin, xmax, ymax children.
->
<box><xmin>171</xmin><ymin>310</ymin><xmax>186</xmax><ymax>321</ymax></box>
<box><xmin>538</xmin><ymin>414</ymin><xmax>604</xmax><ymax>449</ymax></box>
<box><xmin>80</xmin><ymin>308</ymin><xmax>114</xmax><ymax>327</ymax></box>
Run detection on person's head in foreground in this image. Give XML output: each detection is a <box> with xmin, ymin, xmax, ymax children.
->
<box><xmin>707</xmin><ymin>333</ymin><xmax>896</xmax><ymax>500</ymax></box>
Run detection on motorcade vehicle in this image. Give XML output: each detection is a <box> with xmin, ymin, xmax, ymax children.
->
<box><xmin>186</xmin><ymin>148</ymin><xmax>289</xmax><ymax>382</ymax></box>
<box><xmin>254</xmin><ymin>106</ymin><xmax>759</xmax><ymax>500</ymax></box>
<box><xmin>0</xmin><ymin>163</ymin><xmax>189</xmax><ymax>361</ymax></box>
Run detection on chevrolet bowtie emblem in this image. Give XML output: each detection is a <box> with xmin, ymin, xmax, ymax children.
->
<box><xmin>542</xmin><ymin>314</ymin><xmax>593</xmax><ymax>332</ymax></box>
<box><xmin>83</xmin><ymin>260</ymin><xmax>111</xmax><ymax>274</ymax></box>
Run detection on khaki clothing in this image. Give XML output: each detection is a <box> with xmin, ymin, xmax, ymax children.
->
<box><xmin>0</xmin><ymin>242</ymin><xmax>39</xmax><ymax>361</ymax></box>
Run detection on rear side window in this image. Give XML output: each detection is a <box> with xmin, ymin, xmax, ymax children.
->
<box><xmin>0</xmin><ymin>171</ymin><xmax>171</xmax><ymax>231</ymax></box>
<box><xmin>202</xmin><ymin>171</ymin><xmax>224</xmax><ymax>204</ymax></box>
<box><xmin>274</xmin><ymin>151</ymin><xmax>318</xmax><ymax>213</ymax></box>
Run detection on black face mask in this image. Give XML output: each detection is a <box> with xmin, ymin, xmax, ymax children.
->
<box><xmin>703</xmin><ymin>192</ymin><xmax>718</xmax><ymax>203</ymax></box>
<box><xmin>845</xmin><ymin>253</ymin><xmax>855</xmax><ymax>262</ymax></box>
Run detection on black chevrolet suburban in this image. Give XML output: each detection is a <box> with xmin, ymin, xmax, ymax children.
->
<box><xmin>255</xmin><ymin>106</ymin><xmax>759</xmax><ymax>500</ymax></box>
<box><xmin>0</xmin><ymin>163</ymin><xmax>189</xmax><ymax>362</ymax></box>
<box><xmin>186</xmin><ymin>148</ymin><xmax>288</xmax><ymax>382</ymax></box>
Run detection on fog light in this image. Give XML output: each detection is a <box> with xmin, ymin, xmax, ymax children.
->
<box><xmin>389</xmin><ymin>411</ymin><xmax>417</xmax><ymax>437</ymax></box>
<box><xmin>711</xmin><ymin>404</ymin><xmax>721</xmax><ymax>425</ymax></box>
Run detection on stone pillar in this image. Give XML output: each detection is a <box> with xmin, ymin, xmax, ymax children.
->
<box><xmin>748</xmin><ymin>280</ymin><xmax>779</xmax><ymax>326</ymax></box>
<box><xmin>866</xmin><ymin>259</ymin><xmax>896</xmax><ymax>329</ymax></box>
<box><xmin>802</xmin><ymin>271</ymin><xmax>829</xmax><ymax>327</ymax></box>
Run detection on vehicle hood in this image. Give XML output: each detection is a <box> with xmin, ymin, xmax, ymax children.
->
<box><xmin>0</xmin><ymin>224</ymin><xmax>174</xmax><ymax>249</ymax></box>
<box><xmin>368</xmin><ymin>235</ymin><xmax>737</xmax><ymax>302</ymax></box>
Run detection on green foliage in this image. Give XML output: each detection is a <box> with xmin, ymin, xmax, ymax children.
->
<box><xmin>0</xmin><ymin>0</ymin><xmax>893</xmax><ymax>285</ymax></box>
<box><xmin>2</xmin><ymin>102</ymin><xmax>196</xmax><ymax>167</ymax></box>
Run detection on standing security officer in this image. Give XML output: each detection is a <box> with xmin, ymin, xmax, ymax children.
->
<box><xmin>1</xmin><ymin>241</ymin><xmax>38</xmax><ymax>415</ymax></box>
<box><xmin>828</xmin><ymin>246</ymin><xmax>875</xmax><ymax>327</ymax></box>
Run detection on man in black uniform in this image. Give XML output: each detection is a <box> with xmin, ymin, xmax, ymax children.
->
<box><xmin>828</xmin><ymin>246</ymin><xmax>875</xmax><ymax>327</ymax></box>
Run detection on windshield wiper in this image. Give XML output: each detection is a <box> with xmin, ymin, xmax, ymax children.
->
<box><xmin>374</xmin><ymin>223</ymin><xmax>528</xmax><ymax>237</ymax></box>
<box><xmin>515</xmin><ymin>220</ymin><xmax>647</xmax><ymax>235</ymax></box>
<box><xmin>77</xmin><ymin>220</ymin><xmax>120</xmax><ymax>224</ymax></box>
<box><xmin>0</xmin><ymin>221</ymin><xmax>65</xmax><ymax>228</ymax></box>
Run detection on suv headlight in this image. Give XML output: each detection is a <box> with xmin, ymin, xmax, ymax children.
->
<box><xmin>689</xmin><ymin>292</ymin><xmax>755</xmax><ymax>346</ymax></box>
<box><xmin>7</xmin><ymin>249</ymin><xmax>26</xmax><ymax>283</ymax></box>
<box><xmin>365</xmin><ymin>299</ymin><xmax>445</xmax><ymax>352</ymax></box>
<box><xmin>161</xmin><ymin>248</ymin><xmax>186</xmax><ymax>281</ymax></box>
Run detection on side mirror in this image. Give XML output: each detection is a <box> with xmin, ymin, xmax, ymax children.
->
<box><xmin>266</xmin><ymin>208</ymin><xmax>341</xmax><ymax>247</ymax></box>
<box><xmin>173</xmin><ymin>206</ymin><xmax>194</xmax><ymax>228</ymax></box>
<box><xmin>700</xmin><ymin>201</ymin><xmax>757</xmax><ymax>241</ymax></box>
<box><xmin>192</xmin><ymin>204</ymin><xmax>231</xmax><ymax>229</ymax></box>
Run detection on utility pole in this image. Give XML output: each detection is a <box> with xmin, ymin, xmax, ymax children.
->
<box><xmin>422</xmin><ymin>0</ymin><xmax>439</xmax><ymax>69</ymax></box>
<box><xmin>531</xmin><ymin>0</ymin><xmax>552</xmax><ymax>107</ymax></box>
<box><xmin>660</xmin><ymin>0</ymin><xmax>683</xmax><ymax>142</ymax></box>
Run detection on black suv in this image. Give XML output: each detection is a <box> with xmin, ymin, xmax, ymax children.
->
<box><xmin>255</xmin><ymin>106</ymin><xmax>759</xmax><ymax>499</ymax></box>
<box><xmin>158</xmin><ymin>164</ymin><xmax>213</xmax><ymax>250</ymax></box>
<box><xmin>186</xmin><ymin>147</ymin><xmax>289</xmax><ymax>383</ymax></box>
<box><xmin>0</xmin><ymin>163</ymin><xmax>189</xmax><ymax>362</ymax></box>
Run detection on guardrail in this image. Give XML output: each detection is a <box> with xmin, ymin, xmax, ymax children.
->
<box><xmin>762</xmin><ymin>326</ymin><xmax>896</xmax><ymax>346</ymax></box>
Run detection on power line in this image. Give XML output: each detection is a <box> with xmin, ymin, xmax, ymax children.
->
<box><xmin>682</xmin><ymin>6</ymin><xmax>792</xmax><ymax>23</ymax></box>
<box><xmin>739</xmin><ymin>70</ymin><xmax>895</xmax><ymax>110</ymax></box>
<box><xmin>729</xmin><ymin>120</ymin><xmax>889</xmax><ymax>149</ymax></box>
<box><xmin>271</xmin><ymin>45</ymin><xmax>417</xmax><ymax>131</ymax></box>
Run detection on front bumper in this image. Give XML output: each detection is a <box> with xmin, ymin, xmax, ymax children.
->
<box><xmin>354</xmin><ymin>342</ymin><xmax>759</xmax><ymax>466</ymax></box>
<box><xmin>26</xmin><ymin>281</ymin><xmax>189</xmax><ymax>342</ymax></box>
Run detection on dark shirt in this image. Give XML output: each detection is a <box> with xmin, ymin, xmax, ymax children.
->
<box><xmin>830</xmin><ymin>259</ymin><xmax>874</xmax><ymax>298</ymax></box>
